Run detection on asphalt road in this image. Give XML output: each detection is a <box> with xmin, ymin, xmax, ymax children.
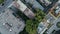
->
<box><xmin>43</xmin><ymin>0</ymin><xmax>58</xmax><ymax>13</ymax></box>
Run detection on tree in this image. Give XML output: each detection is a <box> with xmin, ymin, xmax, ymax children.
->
<box><xmin>25</xmin><ymin>9</ymin><xmax>46</xmax><ymax>34</ymax></box>
<box><xmin>0</xmin><ymin>0</ymin><xmax>4</xmax><ymax>4</ymax></box>
<box><xmin>26</xmin><ymin>19</ymin><xmax>37</xmax><ymax>34</ymax></box>
<box><xmin>35</xmin><ymin>8</ymin><xmax>46</xmax><ymax>22</ymax></box>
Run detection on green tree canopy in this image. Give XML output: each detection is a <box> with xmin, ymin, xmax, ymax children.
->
<box><xmin>0</xmin><ymin>0</ymin><xmax>4</xmax><ymax>4</ymax></box>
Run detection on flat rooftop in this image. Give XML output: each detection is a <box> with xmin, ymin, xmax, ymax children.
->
<box><xmin>12</xmin><ymin>0</ymin><xmax>35</xmax><ymax>19</ymax></box>
<box><xmin>25</xmin><ymin>0</ymin><xmax>44</xmax><ymax>10</ymax></box>
<box><xmin>0</xmin><ymin>9</ymin><xmax>25</xmax><ymax>34</ymax></box>
<box><xmin>0</xmin><ymin>0</ymin><xmax>13</xmax><ymax>11</ymax></box>
<box><xmin>13</xmin><ymin>0</ymin><xmax>27</xmax><ymax>12</ymax></box>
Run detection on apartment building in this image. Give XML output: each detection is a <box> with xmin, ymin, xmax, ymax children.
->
<box><xmin>11</xmin><ymin>0</ymin><xmax>35</xmax><ymax>19</ymax></box>
<box><xmin>25</xmin><ymin>0</ymin><xmax>44</xmax><ymax>10</ymax></box>
<box><xmin>0</xmin><ymin>9</ymin><xmax>25</xmax><ymax>34</ymax></box>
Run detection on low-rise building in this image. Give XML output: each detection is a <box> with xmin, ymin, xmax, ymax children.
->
<box><xmin>37</xmin><ymin>0</ymin><xmax>60</xmax><ymax>34</ymax></box>
<box><xmin>37</xmin><ymin>22</ymin><xmax>48</xmax><ymax>34</ymax></box>
<box><xmin>25</xmin><ymin>0</ymin><xmax>44</xmax><ymax>10</ymax></box>
<box><xmin>37</xmin><ymin>12</ymin><xmax>60</xmax><ymax>34</ymax></box>
<box><xmin>49</xmin><ymin>0</ymin><xmax>60</xmax><ymax>18</ymax></box>
<box><xmin>0</xmin><ymin>0</ymin><xmax>13</xmax><ymax>11</ymax></box>
<box><xmin>0</xmin><ymin>9</ymin><xmax>25</xmax><ymax>34</ymax></box>
<box><xmin>39</xmin><ymin>0</ymin><xmax>52</xmax><ymax>6</ymax></box>
<box><xmin>45</xmin><ymin>17</ymin><xmax>60</xmax><ymax>34</ymax></box>
<box><xmin>12</xmin><ymin>0</ymin><xmax>35</xmax><ymax>19</ymax></box>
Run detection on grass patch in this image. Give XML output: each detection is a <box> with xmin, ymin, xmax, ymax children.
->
<box><xmin>0</xmin><ymin>0</ymin><xmax>4</xmax><ymax>4</ymax></box>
